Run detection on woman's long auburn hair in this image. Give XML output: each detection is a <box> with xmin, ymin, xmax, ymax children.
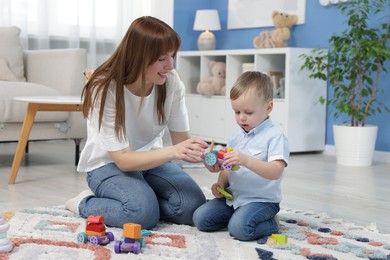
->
<box><xmin>81</xmin><ymin>16</ymin><xmax>181</xmax><ymax>141</ymax></box>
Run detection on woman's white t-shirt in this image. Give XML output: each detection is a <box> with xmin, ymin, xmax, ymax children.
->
<box><xmin>77</xmin><ymin>70</ymin><xmax>189</xmax><ymax>173</ymax></box>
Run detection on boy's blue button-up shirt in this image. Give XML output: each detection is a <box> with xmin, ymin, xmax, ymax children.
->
<box><xmin>226</xmin><ymin>117</ymin><xmax>289</xmax><ymax>209</ymax></box>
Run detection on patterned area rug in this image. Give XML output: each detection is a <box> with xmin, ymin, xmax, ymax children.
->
<box><xmin>2</xmin><ymin>205</ymin><xmax>390</xmax><ymax>259</ymax></box>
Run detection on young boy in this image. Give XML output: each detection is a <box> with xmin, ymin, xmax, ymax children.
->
<box><xmin>193</xmin><ymin>71</ymin><xmax>289</xmax><ymax>241</ymax></box>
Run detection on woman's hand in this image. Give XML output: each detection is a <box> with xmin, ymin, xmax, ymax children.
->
<box><xmin>172</xmin><ymin>138</ymin><xmax>208</xmax><ymax>163</ymax></box>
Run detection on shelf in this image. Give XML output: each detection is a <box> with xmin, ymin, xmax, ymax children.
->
<box><xmin>177</xmin><ymin>48</ymin><xmax>327</xmax><ymax>152</ymax></box>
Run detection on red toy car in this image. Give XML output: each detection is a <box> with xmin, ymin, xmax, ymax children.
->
<box><xmin>77</xmin><ymin>216</ymin><xmax>114</xmax><ymax>245</ymax></box>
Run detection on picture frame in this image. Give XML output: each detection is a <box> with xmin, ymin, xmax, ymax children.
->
<box><xmin>227</xmin><ymin>0</ymin><xmax>306</xmax><ymax>29</ymax></box>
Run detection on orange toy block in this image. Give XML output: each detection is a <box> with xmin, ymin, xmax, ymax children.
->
<box><xmin>123</xmin><ymin>223</ymin><xmax>142</xmax><ymax>239</ymax></box>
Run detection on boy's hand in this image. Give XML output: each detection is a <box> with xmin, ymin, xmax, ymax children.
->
<box><xmin>223</xmin><ymin>150</ymin><xmax>247</xmax><ymax>167</ymax></box>
<box><xmin>204</xmin><ymin>162</ymin><xmax>221</xmax><ymax>173</ymax></box>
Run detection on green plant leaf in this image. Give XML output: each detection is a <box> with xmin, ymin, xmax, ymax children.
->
<box><xmin>299</xmin><ymin>0</ymin><xmax>390</xmax><ymax>126</ymax></box>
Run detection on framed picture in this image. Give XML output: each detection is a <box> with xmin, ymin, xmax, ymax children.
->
<box><xmin>228</xmin><ymin>0</ymin><xmax>306</xmax><ymax>29</ymax></box>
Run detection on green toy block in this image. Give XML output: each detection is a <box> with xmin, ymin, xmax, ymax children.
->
<box><xmin>216</xmin><ymin>186</ymin><xmax>233</xmax><ymax>200</ymax></box>
<box><xmin>271</xmin><ymin>234</ymin><xmax>288</xmax><ymax>244</ymax></box>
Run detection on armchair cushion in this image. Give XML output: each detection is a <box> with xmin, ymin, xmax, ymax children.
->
<box><xmin>0</xmin><ymin>26</ymin><xmax>25</xmax><ymax>81</ymax></box>
<box><xmin>0</xmin><ymin>82</ymin><xmax>69</xmax><ymax>123</ymax></box>
<box><xmin>0</xmin><ymin>58</ymin><xmax>19</xmax><ymax>81</ymax></box>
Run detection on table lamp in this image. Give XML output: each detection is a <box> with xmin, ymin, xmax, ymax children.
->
<box><xmin>193</xmin><ymin>9</ymin><xmax>221</xmax><ymax>50</ymax></box>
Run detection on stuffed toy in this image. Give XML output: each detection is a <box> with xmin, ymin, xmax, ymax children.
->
<box><xmin>196</xmin><ymin>61</ymin><xmax>226</xmax><ymax>96</ymax></box>
<box><xmin>253</xmin><ymin>11</ymin><xmax>298</xmax><ymax>48</ymax></box>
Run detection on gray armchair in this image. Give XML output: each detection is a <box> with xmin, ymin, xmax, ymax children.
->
<box><xmin>0</xmin><ymin>27</ymin><xmax>87</xmax><ymax>164</ymax></box>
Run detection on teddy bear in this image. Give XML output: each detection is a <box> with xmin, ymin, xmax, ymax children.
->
<box><xmin>253</xmin><ymin>11</ymin><xmax>298</xmax><ymax>48</ymax></box>
<box><xmin>196</xmin><ymin>61</ymin><xmax>226</xmax><ymax>96</ymax></box>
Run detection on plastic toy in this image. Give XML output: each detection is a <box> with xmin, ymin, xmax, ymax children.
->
<box><xmin>203</xmin><ymin>141</ymin><xmax>240</xmax><ymax>171</ymax></box>
<box><xmin>115</xmin><ymin>223</ymin><xmax>152</xmax><ymax>254</ymax></box>
<box><xmin>271</xmin><ymin>234</ymin><xmax>288</xmax><ymax>244</ymax></box>
<box><xmin>0</xmin><ymin>212</ymin><xmax>13</xmax><ymax>253</ymax></box>
<box><xmin>83</xmin><ymin>68</ymin><xmax>95</xmax><ymax>83</ymax></box>
<box><xmin>77</xmin><ymin>216</ymin><xmax>114</xmax><ymax>245</ymax></box>
<box><xmin>216</xmin><ymin>186</ymin><xmax>233</xmax><ymax>200</ymax></box>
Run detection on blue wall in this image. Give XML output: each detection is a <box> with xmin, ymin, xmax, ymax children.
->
<box><xmin>174</xmin><ymin>0</ymin><xmax>390</xmax><ymax>152</ymax></box>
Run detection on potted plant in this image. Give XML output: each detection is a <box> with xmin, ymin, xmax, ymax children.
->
<box><xmin>300</xmin><ymin>0</ymin><xmax>390</xmax><ymax>166</ymax></box>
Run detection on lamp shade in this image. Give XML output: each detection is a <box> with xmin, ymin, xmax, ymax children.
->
<box><xmin>193</xmin><ymin>10</ymin><xmax>221</xmax><ymax>31</ymax></box>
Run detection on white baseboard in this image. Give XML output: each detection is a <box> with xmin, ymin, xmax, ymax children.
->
<box><xmin>323</xmin><ymin>145</ymin><xmax>390</xmax><ymax>163</ymax></box>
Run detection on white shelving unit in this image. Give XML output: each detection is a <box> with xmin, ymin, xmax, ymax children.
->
<box><xmin>176</xmin><ymin>48</ymin><xmax>327</xmax><ymax>152</ymax></box>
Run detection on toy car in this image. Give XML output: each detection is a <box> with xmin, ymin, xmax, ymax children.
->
<box><xmin>115</xmin><ymin>223</ymin><xmax>152</xmax><ymax>254</ymax></box>
<box><xmin>115</xmin><ymin>239</ymin><xmax>141</xmax><ymax>254</ymax></box>
<box><xmin>204</xmin><ymin>148</ymin><xmax>240</xmax><ymax>171</ymax></box>
<box><xmin>77</xmin><ymin>216</ymin><xmax>114</xmax><ymax>245</ymax></box>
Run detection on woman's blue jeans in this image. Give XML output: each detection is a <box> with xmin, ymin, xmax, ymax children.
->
<box><xmin>193</xmin><ymin>198</ymin><xmax>280</xmax><ymax>241</ymax></box>
<box><xmin>79</xmin><ymin>162</ymin><xmax>206</xmax><ymax>229</ymax></box>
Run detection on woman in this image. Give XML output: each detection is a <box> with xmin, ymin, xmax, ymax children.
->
<box><xmin>65</xmin><ymin>16</ymin><xmax>208</xmax><ymax>229</ymax></box>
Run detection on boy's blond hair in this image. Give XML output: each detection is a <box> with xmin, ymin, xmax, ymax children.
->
<box><xmin>230</xmin><ymin>71</ymin><xmax>273</xmax><ymax>101</ymax></box>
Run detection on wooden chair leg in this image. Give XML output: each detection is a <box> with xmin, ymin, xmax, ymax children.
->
<box><xmin>74</xmin><ymin>139</ymin><xmax>81</xmax><ymax>166</ymax></box>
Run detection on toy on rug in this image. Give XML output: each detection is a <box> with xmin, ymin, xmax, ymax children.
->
<box><xmin>0</xmin><ymin>212</ymin><xmax>13</xmax><ymax>253</ymax></box>
<box><xmin>271</xmin><ymin>234</ymin><xmax>288</xmax><ymax>244</ymax></box>
<box><xmin>115</xmin><ymin>223</ymin><xmax>152</xmax><ymax>254</ymax></box>
<box><xmin>77</xmin><ymin>215</ymin><xmax>115</xmax><ymax>245</ymax></box>
<box><xmin>196</xmin><ymin>61</ymin><xmax>226</xmax><ymax>96</ymax></box>
<box><xmin>1</xmin><ymin>211</ymin><xmax>14</xmax><ymax>223</ymax></box>
<box><xmin>203</xmin><ymin>140</ymin><xmax>240</xmax><ymax>172</ymax></box>
<box><xmin>253</xmin><ymin>11</ymin><xmax>298</xmax><ymax>48</ymax></box>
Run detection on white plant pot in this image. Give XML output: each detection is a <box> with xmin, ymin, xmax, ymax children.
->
<box><xmin>333</xmin><ymin>124</ymin><xmax>378</xmax><ymax>166</ymax></box>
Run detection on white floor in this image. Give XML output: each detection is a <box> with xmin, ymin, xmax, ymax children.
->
<box><xmin>1</xmin><ymin>140</ymin><xmax>389</xmax><ymax>234</ymax></box>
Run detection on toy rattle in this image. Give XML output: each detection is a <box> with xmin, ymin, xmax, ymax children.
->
<box><xmin>203</xmin><ymin>140</ymin><xmax>240</xmax><ymax>171</ymax></box>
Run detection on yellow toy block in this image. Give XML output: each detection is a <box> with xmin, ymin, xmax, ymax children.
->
<box><xmin>123</xmin><ymin>223</ymin><xmax>142</xmax><ymax>239</ymax></box>
<box><xmin>271</xmin><ymin>234</ymin><xmax>288</xmax><ymax>244</ymax></box>
<box><xmin>2</xmin><ymin>211</ymin><xmax>14</xmax><ymax>222</ymax></box>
